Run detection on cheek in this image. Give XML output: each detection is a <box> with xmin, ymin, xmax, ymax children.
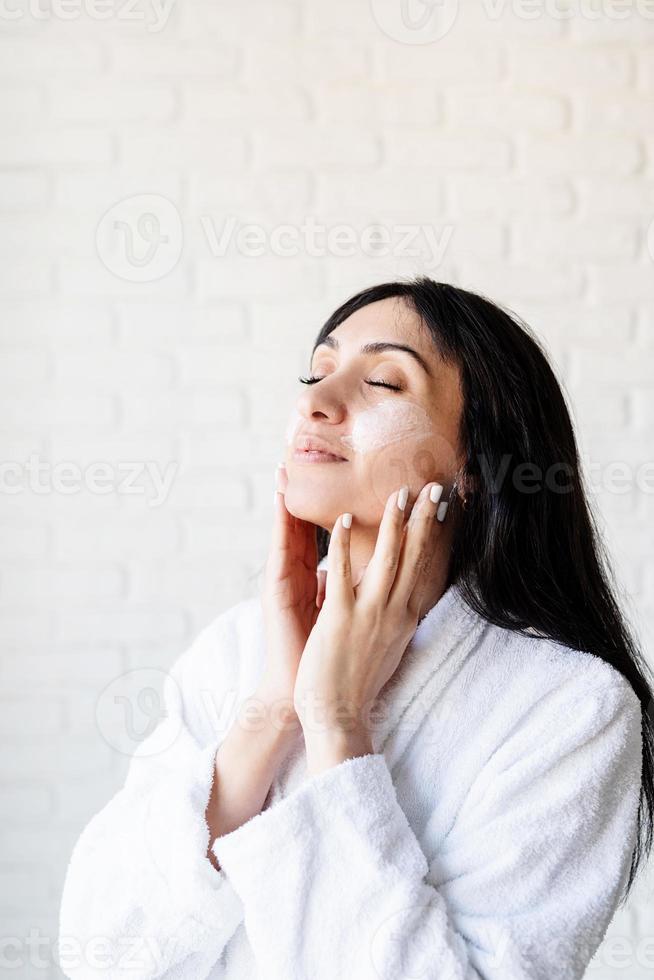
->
<box><xmin>341</xmin><ymin>402</ymin><xmax>457</xmax><ymax>512</ymax></box>
<box><xmin>339</xmin><ymin>400</ymin><xmax>433</xmax><ymax>455</ymax></box>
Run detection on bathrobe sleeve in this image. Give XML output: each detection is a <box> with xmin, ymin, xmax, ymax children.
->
<box><xmin>58</xmin><ymin>617</ymin><xmax>247</xmax><ymax>980</ymax></box>
<box><xmin>211</xmin><ymin>670</ymin><xmax>643</xmax><ymax>980</ymax></box>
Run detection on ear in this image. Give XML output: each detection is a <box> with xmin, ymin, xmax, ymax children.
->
<box><xmin>453</xmin><ymin>468</ymin><xmax>477</xmax><ymax>500</ymax></box>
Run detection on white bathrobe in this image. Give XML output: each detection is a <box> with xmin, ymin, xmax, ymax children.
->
<box><xmin>58</xmin><ymin>572</ymin><xmax>643</xmax><ymax>980</ymax></box>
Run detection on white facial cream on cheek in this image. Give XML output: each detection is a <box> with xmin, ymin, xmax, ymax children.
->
<box><xmin>339</xmin><ymin>400</ymin><xmax>433</xmax><ymax>454</ymax></box>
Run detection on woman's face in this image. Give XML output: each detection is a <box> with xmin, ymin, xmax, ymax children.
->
<box><xmin>283</xmin><ymin>296</ymin><xmax>465</xmax><ymax>532</ymax></box>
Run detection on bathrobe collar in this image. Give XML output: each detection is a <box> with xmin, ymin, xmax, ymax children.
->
<box><xmin>315</xmin><ymin>555</ymin><xmax>486</xmax><ymax>761</ymax></box>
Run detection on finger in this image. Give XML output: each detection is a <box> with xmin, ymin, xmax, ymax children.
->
<box><xmin>316</xmin><ymin>568</ymin><xmax>327</xmax><ymax>609</ymax></box>
<box><xmin>269</xmin><ymin>464</ymin><xmax>293</xmax><ymax>578</ymax></box>
<box><xmin>356</xmin><ymin>486</ymin><xmax>409</xmax><ymax>607</ymax></box>
<box><xmin>390</xmin><ymin>481</ymin><xmax>445</xmax><ymax>615</ymax></box>
<box><xmin>325</xmin><ymin>512</ymin><xmax>353</xmax><ymax>605</ymax></box>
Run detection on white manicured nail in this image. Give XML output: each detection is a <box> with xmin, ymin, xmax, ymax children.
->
<box><xmin>430</xmin><ymin>483</ymin><xmax>444</xmax><ymax>504</ymax></box>
<box><xmin>437</xmin><ymin>501</ymin><xmax>448</xmax><ymax>522</ymax></box>
<box><xmin>397</xmin><ymin>486</ymin><xmax>409</xmax><ymax>510</ymax></box>
<box><xmin>342</xmin><ymin>512</ymin><xmax>352</xmax><ymax>529</ymax></box>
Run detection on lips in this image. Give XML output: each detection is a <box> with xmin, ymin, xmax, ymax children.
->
<box><xmin>295</xmin><ymin>434</ymin><xmax>348</xmax><ymax>461</ymax></box>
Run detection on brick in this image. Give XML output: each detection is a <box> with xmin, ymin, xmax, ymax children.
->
<box><xmin>0</xmin><ymin>349</ymin><xmax>49</xmax><ymax>384</ymax></box>
<box><xmin>456</xmin><ymin>3</ymin><xmax>565</xmax><ymax>38</ymax></box>
<box><xmin>0</xmin><ymin>524</ymin><xmax>48</xmax><ymax>559</ymax></box>
<box><xmin>196</xmin><ymin>256</ymin><xmax>325</xmax><ymax>300</ymax></box>
<box><xmin>119</xmin><ymin>127</ymin><xmax>247</xmax><ymax>172</ymax></box>
<box><xmin>0</xmin><ymin>566</ymin><xmax>124</xmax><ymax>605</ymax></box>
<box><xmin>588</xmin><ymin>264</ymin><xmax>654</xmax><ymax>302</ymax></box>
<box><xmin>569</xmin><ymin>347</ymin><xmax>654</xmax><ymax>387</ymax></box>
<box><xmin>0</xmin><ymin>258</ymin><xmax>52</xmax><ymax>296</ymax></box>
<box><xmin>317</xmin><ymin>172</ymin><xmax>444</xmax><ymax>213</ymax></box>
<box><xmin>0</xmin><ymin>303</ymin><xmax>113</xmax><ymax>346</ymax></box>
<box><xmin>521</xmin><ymin>136</ymin><xmax>642</xmax><ymax>175</ymax></box>
<box><xmin>50</xmin><ymin>82</ymin><xmax>176</xmax><ymax>121</ymax></box>
<box><xmin>508</xmin><ymin>43</ymin><xmax>633</xmax><ymax>87</ymax></box>
<box><xmin>53</xmin><ymin>350</ymin><xmax>174</xmax><ymax>389</ymax></box>
<box><xmin>385</xmin><ymin>45</ymin><xmax>503</xmax><ymax>83</ymax></box>
<box><xmin>0</xmin><ymin>170</ymin><xmax>49</xmax><ymax>210</ymax></box>
<box><xmin>0</xmin><ymin>126</ymin><xmax>113</xmax><ymax>167</ymax></box>
<box><xmin>54</xmin><ymin>171</ymin><xmax>181</xmax><ymax>208</ymax></box>
<box><xmin>450</xmin><ymin>176</ymin><xmax>574</xmax><ymax>215</ymax></box>
<box><xmin>57</xmin><ymin>259</ymin><xmax>189</xmax><ymax>299</ymax></box>
<box><xmin>56</xmin><ymin>606</ymin><xmax>187</xmax><ymax>645</ymax></box>
<box><xmin>0</xmin><ymin>697</ymin><xmax>66</xmax><ymax>736</ymax></box>
<box><xmin>180</xmin><ymin>0</ymin><xmax>299</xmax><ymax>38</ymax></box>
<box><xmin>253</xmin><ymin>125</ymin><xmax>379</xmax><ymax>169</ymax></box>
<box><xmin>157</xmin><ymin>467</ymin><xmax>249</xmax><ymax>510</ymax></box>
<box><xmin>178</xmin><ymin>344</ymin><xmax>306</xmax><ymax>384</ymax></box>
<box><xmin>122</xmin><ymin>389</ymin><xmax>245</xmax><ymax>428</ymax></box>
<box><xmin>512</xmin><ymin>218</ymin><xmax>639</xmax><ymax>260</ymax></box>
<box><xmin>112</xmin><ymin>41</ymin><xmax>238</xmax><ymax>76</ymax></box>
<box><xmin>0</xmin><ymin>784</ymin><xmax>52</xmax><ymax>822</ymax></box>
<box><xmin>384</xmin><ymin>133</ymin><xmax>511</xmax><ymax>170</ymax></box>
<box><xmin>446</xmin><ymin>91</ymin><xmax>568</xmax><ymax>130</ymax></box>
<box><xmin>181</xmin><ymin>83</ymin><xmax>309</xmax><ymax>122</ymax></box>
<box><xmin>0</xmin><ymin>867</ymin><xmax>51</xmax><ymax>910</ymax></box>
<box><xmin>0</xmin><ymin>394</ymin><xmax>116</xmax><ymax>429</ymax></box>
<box><xmin>571</xmin><ymin>13</ymin><xmax>654</xmax><ymax>43</ymax></box>
<box><xmin>0</xmin><ymin>83</ymin><xmax>45</xmax><ymax>118</ymax></box>
<box><xmin>575</xmin><ymin>177</ymin><xmax>654</xmax><ymax>214</ymax></box>
<box><xmin>0</xmin><ymin>213</ymin><xmax>96</xmax><ymax>256</ymax></box>
<box><xmin>245</xmin><ymin>40</ymin><xmax>370</xmax><ymax>83</ymax></box>
<box><xmin>0</xmin><ymin>40</ymin><xmax>103</xmax><ymax>74</ymax></box>
<box><xmin>127</xmin><ymin>559</ymin><xmax>252</xmax><ymax>603</ymax></box>
<box><xmin>314</xmin><ymin>83</ymin><xmax>440</xmax><ymax>126</ymax></box>
<box><xmin>577</xmin><ymin>96</ymin><xmax>654</xmax><ymax>132</ymax></box>
<box><xmin>0</xmin><ymin>611</ymin><xmax>55</xmax><ymax>646</ymax></box>
<box><xmin>0</xmin><ymin>738</ymin><xmax>114</xmax><ymax>779</ymax></box>
<box><xmin>188</xmin><ymin>170</ymin><xmax>313</xmax><ymax>215</ymax></box>
<box><xmin>53</xmin><ymin>515</ymin><xmax>179</xmax><ymax>560</ymax></box>
<box><xmin>457</xmin><ymin>260</ymin><xmax>584</xmax><ymax>301</ymax></box>
<box><xmin>631</xmin><ymin>389</ymin><xmax>654</xmax><ymax>429</ymax></box>
<box><xmin>115</xmin><ymin>301</ymin><xmax>247</xmax><ymax>345</ymax></box>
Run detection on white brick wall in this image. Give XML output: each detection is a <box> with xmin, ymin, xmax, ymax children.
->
<box><xmin>1</xmin><ymin>2</ymin><xmax>653</xmax><ymax>976</ymax></box>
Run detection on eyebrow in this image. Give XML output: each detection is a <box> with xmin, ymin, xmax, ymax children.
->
<box><xmin>312</xmin><ymin>335</ymin><xmax>433</xmax><ymax>379</ymax></box>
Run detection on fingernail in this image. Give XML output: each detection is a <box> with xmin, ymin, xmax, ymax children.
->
<box><xmin>342</xmin><ymin>512</ymin><xmax>352</xmax><ymax>529</ymax></box>
<box><xmin>430</xmin><ymin>483</ymin><xmax>444</xmax><ymax>504</ymax></box>
<box><xmin>397</xmin><ymin>486</ymin><xmax>409</xmax><ymax>510</ymax></box>
<box><xmin>437</xmin><ymin>501</ymin><xmax>448</xmax><ymax>522</ymax></box>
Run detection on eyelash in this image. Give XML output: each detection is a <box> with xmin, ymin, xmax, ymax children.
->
<box><xmin>298</xmin><ymin>374</ymin><xmax>404</xmax><ymax>392</ymax></box>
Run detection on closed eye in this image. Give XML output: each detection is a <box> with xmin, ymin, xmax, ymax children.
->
<box><xmin>298</xmin><ymin>375</ymin><xmax>404</xmax><ymax>392</ymax></box>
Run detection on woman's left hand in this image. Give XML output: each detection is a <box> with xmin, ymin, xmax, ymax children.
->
<box><xmin>293</xmin><ymin>481</ymin><xmax>449</xmax><ymax>768</ymax></box>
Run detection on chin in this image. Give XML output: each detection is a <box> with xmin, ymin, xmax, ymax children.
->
<box><xmin>283</xmin><ymin>481</ymin><xmax>342</xmax><ymax>528</ymax></box>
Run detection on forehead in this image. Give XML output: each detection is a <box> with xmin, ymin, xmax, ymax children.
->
<box><xmin>325</xmin><ymin>296</ymin><xmax>427</xmax><ymax>349</ymax></box>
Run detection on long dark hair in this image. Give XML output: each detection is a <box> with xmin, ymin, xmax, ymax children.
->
<box><xmin>310</xmin><ymin>275</ymin><xmax>653</xmax><ymax>902</ymax></box>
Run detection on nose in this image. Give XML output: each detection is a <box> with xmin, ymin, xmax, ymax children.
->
<box><xmin>297</xmin><ymin>375</ymin><xmax>347</xmax><ymax>427</ymax></box>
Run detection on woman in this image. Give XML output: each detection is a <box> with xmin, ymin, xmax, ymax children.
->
<box><xmin>58</xmin><ymin>277</ymin><xmax>653</xmax><ymax>980</ymax></box>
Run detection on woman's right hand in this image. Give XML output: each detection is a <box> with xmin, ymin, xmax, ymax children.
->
<box><xmin>257</xmin><ymin>463</ymin><xmax>326</xmax><ymax>738</ymax></box>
